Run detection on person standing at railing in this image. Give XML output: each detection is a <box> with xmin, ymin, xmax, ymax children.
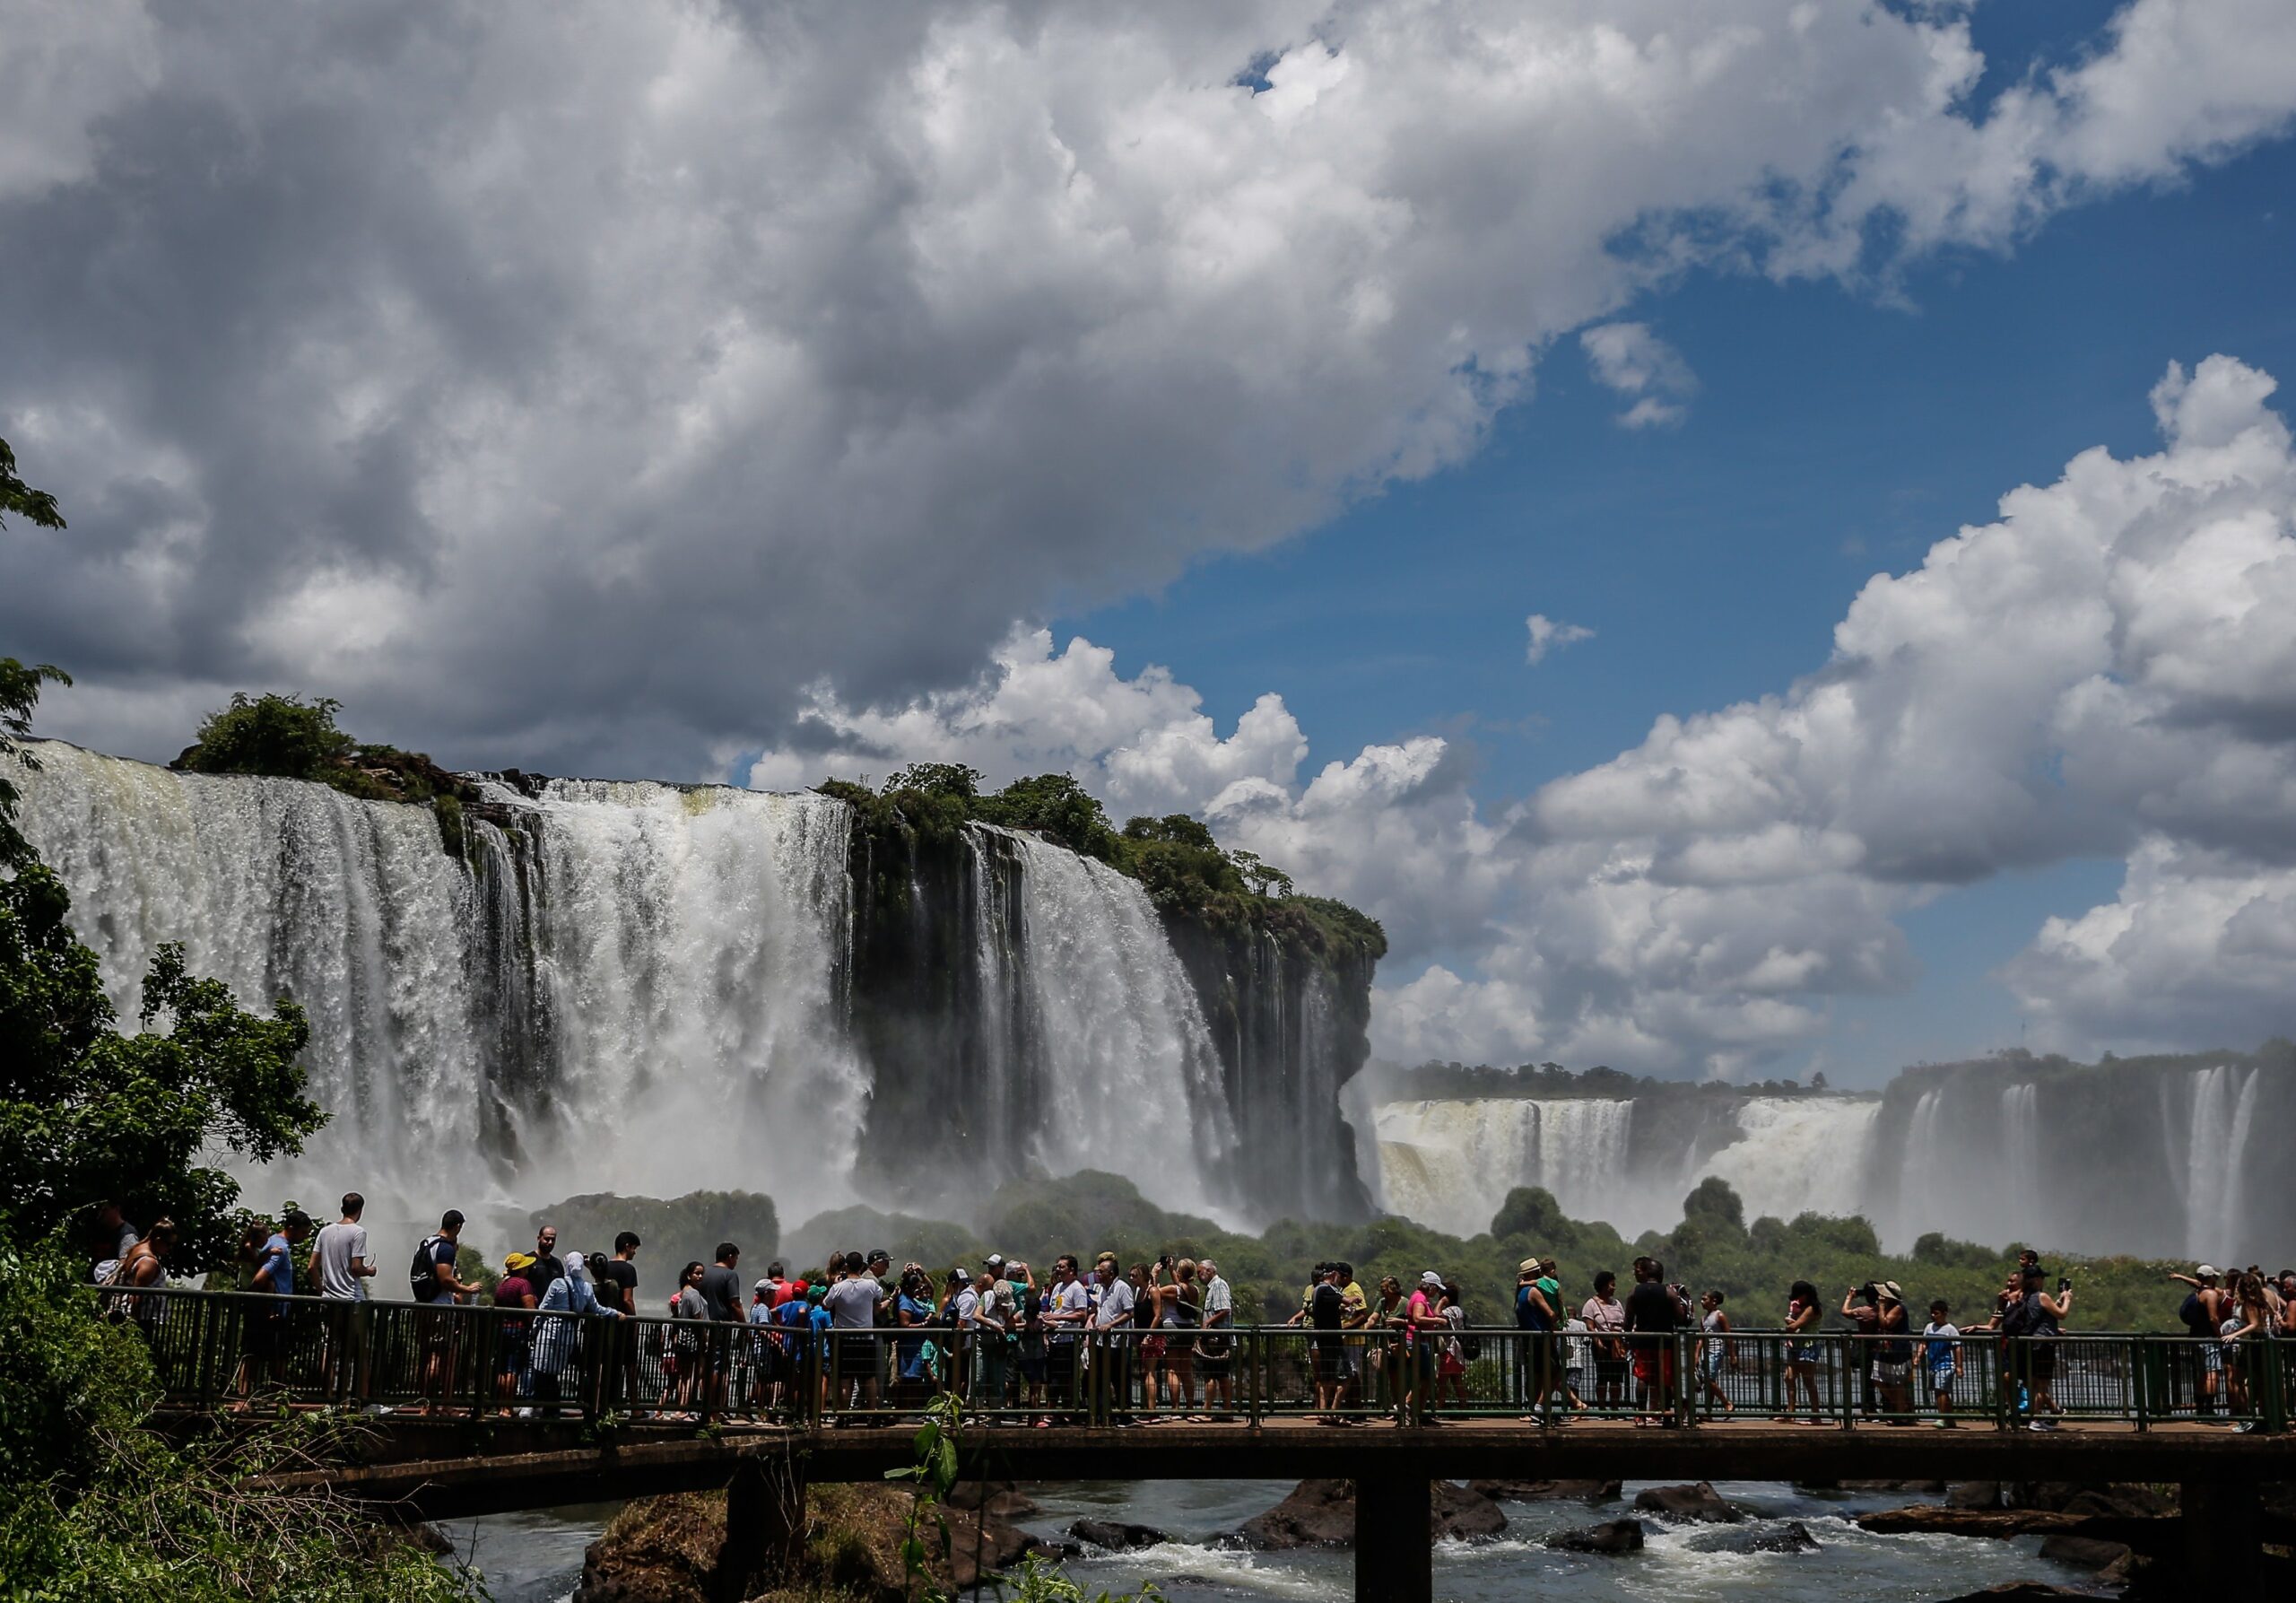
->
<box><xmin>1870</xmin><ymin>1283</ymin><xmax>1915</xmax><ymax>1423</ymax></box>
<box><xmin>1922</xmin><ymin>1299</ymin><xmax>1962</xmax><ymax>1427</ymax></box>
<box><xmin>491</xmin><ymin>1252</ymin><xmax>539</xmax><ymax>1413</ymax></box>
<box><xmin>698</xmin><ymin>1243</ymin><xmax>744</xmax><ymax>1417</ymax></box>
<box><xmin>1581</xmin><ymin>1271</ymin><xmax>1626</xmax><ymax>1412</ymax></box>
<box><xmin>1623</xmin><ymin>1258</ymin><xmax>1679</xmax><ymax>1427</ymax></box>
<box><xmin>823</xmin><ymin>1250</ymin><xmax>884</xmax><ymax>1416</ymax></box>
<box><xmin>411</xmin><ymin>1208</ymin><xmax>479</xmax><ymax>1418</ymax></box>
<box><xmin>1395</xmin><ymin>1271</ymin><xmax>1447</xmax><ymax>1425</ymax></box>
<box><xmin>1040</xmin><ymin>1256</ymin><xmax>1090</xmax><ymax>1425</ymax></box>
<box><xmin>1196</xmin><ymin>1259</ymin><xmax>1236</xmax><ymax>1420</ymax></box>
<box><xmin>1776</xmin><ymin>1281</ymin><xmax>1824</xmax><ymax>1425</ymax></box>
<box><xmin>532</xmin><ymin>1250</ymin><xmax>620</xmax><ymax>1416</ymax></box>
<box><xmin>1309</xmin><ymin>1264</ymin><xmax>1349</xmax><ymax>1424</ymax></box>
<box><xmin>1088</xmin><ymin>1259</ymin><xmax>1138</xmax><ymax>1424</ymax></box>
<box><xmin>599</xmin><ymin>1233</ymin><xmax>643</xmax><ymax>1416</ymax></box>
<box><xmin>107</xmin><ymin>1217</ymin><xmax>176</xmax><ymax>1339</ymax></box>
<box><xmin>309</xmin><ymin>1193</ymin><xmax>375</xmax><ymax>1407</ymax></box>
<box><xmin>91</xmin><ymin>1200</ymin><xmax>141</xmax><ymax>1285</ymax></box>
<box><xmin>2170</xmin><ymin>1265</ymin><xmax>2230</xmax><ymax>1420</ymax></box>
<box><xmin>1695</xmin><ymin>1290</ymin><xmax>1735</xmax><ymax>1416</ymax></box>
<box><xmin>1514</xmin><ymin>1257</ymin><xmax>1558</xmax><ymax>1422</ymax></box>
<box><xmin>2221</xmin><ymin>1271</ymin><xmax>2274</xmax><ymax>1432</ymax></box>
<box><xmin>2003</xmin><ymin>1266</ymin><xmax>2070</xmax><ymax>1432</ymax></box>
<box><xmin>242</xmin><ymin>1208</ymin><xmax>310</xmax><ymax>1405</ymax></box>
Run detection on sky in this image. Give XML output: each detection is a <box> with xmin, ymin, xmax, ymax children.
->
<box><xmin>5</xmin><ymin>0</ymin><xmax>2296</xmax><ymax>1085</ymax></box>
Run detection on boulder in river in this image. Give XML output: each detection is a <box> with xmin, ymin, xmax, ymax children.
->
<box><xmin>1631</xmin><ymin>1482</ymin><xmax>1744</xmax><ymax>1523</ymax></box>
<box><xmin>1069</xmin><ymin>1519</ymin><xmax>1170</xmax><ymax>1551</ymax></box>
<box><xmin>1684</xmin><ymin>1520</ymin><xmax>1821</xmax><ymax>1555</ymax></box>
<box><xmin>1234</xmin><ymin>1479</ymin><xmax>1506</xmax><ymax>1549</ymax></box>
<box><xmin>1544</xmin><ymin>1519</ymin><xmax>1645</xmax><ymax>1555</ymax></box>
<box><xmin>1930</xmin><ymin>1587</ymin><xmax>2107</xmax><ymax>1603</ymax></box>
<box><xmin>1471</xmin><ymin>1478</ymin><xmax>1622</xmax><ymax>1503</ymax></box>
<box><xmin>1947</xmin><ymin>1482</ymin><xmax>2003</xmax><ymax>1510</ymax></box>
<box><xmin>2037</xmin><ymin>1535</ymin><xmax>2133</xmax><ymax>1572</ymax></box>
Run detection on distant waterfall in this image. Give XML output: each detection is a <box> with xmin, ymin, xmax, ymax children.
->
<box><xmin>1697</xmin><ymin>1097</ymin><xmax>1881</xmax><ymax>1228</ymax></box>
<box><xmin>2001</xmin><ymin>1083</ymin><xmax>2040</xmax><ymax>1223</ymax></box>
<box><xmin>1372</xmin><ymin>1099</ymin><xmax>1634</xmax><ymax>1238</ymax></box>
<box><xmin>2175</xmin><ymin>1064</ymin><xmax>2260</xmax><ymax>1259</ymax></box>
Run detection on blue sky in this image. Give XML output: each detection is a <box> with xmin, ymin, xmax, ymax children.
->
<box><xmin>1058</xmin><ymin>112</ymin><xmax>2296</xmax><ymax>1080</ymax></box>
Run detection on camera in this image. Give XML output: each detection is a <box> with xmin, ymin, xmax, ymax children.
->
<box><xmin>2057</xmin><ymin>1278</ymin><xmax>2072</xmax><ymax>1294</ymax></box>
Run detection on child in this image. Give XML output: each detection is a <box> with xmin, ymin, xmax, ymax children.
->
<box><xmin>1561</xmin><ymin>1315</ymin><xmax>1591</xmax><ymax>1412</ymax></box>
<box><xmin>1697</xmin><ymin>1290</ymin><xmax>1734</xmax><ymax>1415</ymax></box>
<box><xmin>1923</xmin><ymin>1299</ymin><xmax>1961</xmax><ymax>1426</ymax></box>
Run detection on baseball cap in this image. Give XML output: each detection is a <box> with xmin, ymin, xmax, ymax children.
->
<box><xmin>2196</xmin><ymin>1264</ymin><xmax>2221</xmax><ymax>1279</ymax></box>
<box><xmin>985</xmin><ymin>1252</ymin><xmax>1005</xmax><ymax>1269</ymax></box>
<box><xmin>754</xmin><ymin>1277</ymin><xmax>774</xmax><ymax>1293</ymax></box>
<box><xmin>1420</xmin><ymin>1270</ymin><xmax>1443</xmax><ymax>1288</ymax></box>
<box><xmin>867</xmin><ymin>1248</ymin><xmax>891</xmax><ymax>1265</ymax></box>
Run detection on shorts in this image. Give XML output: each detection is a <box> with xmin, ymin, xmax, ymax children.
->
<box><xmin>495</xmin><ymin>1336</ymin><xmax>531</xmax><ymax>1377</ymax></box>
<box><xmin>1929</xmin><ymin>1363</ymin><xmax>1956</xmax><ymax>1393</ymax></box>
<box><xmin>1311</xmin><ymin>1340</ymin><xmax>1344</xmax><ymax>1383</ymax></box>
<box><xmin>2200</xmin><ymin>1344</ymin><xmax>2225</xmax><ymax>1375</ymax></box>
<box><xmin>1439</xmin><ymin>1351</ymin><xmax>1465</xmax><ymax>1380</ymax></box>
<box><xmin>1018</xmin><ymin>1352</ymin><xmax>1048</xmax><ymax>1384</ymax></box>
<box><xmin>1874</xmin><ymin>1360</ymin><xmax>1909</xmax><ymax>1387</ymax></box>
<box><xmin>243</xmin><ymin>1309</ymin><xmax>284</xmax><ymax>1359</ymax></box>
<box><xmin>1788</xmin><ymin>1343</ymin><xmax>1820</xmax><ymax>1366</ymax></box>
<box><xmin>1699</xmin><ymin>1349</ymin><xmax>1724</xmax><ymax>1384</ymax></box>
<box><xmin>1595</xmin><ymin>1355</ymin><xmax>1628</xmax><ymax>1387</ymax></box>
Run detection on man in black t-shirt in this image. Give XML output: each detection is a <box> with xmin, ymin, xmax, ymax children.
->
<box><xmin>1622</xmin><ymin>1257</ymin><xmax>1680</xmax><ymax>1424</ymax></box>
<box><xmin>599</xmin><ymin>1232</ymin><xmax>642</xmax><ymax>1411</ymax></box>
<box><xmin>530</xmin><ymin>1224</ymin><xmax>564</xmax><ymax>1297</ymax></box>
<box><xmin>1309</xmin><ymin>1266</ymin><xmax>1347</xmax><ymax>1419</ymax></box>
<box><xmin>698</xmin><ymin>1243</ymin><xmax>743</xmax><ymax>1414</ymax></box>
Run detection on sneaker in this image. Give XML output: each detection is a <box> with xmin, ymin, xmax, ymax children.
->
<box><xmin>2026</xmin><ymin>1419</ymin><xmax>2057</xmax><ymax>1433</ymax></box>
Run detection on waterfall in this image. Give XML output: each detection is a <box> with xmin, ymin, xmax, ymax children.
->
<box><xmin>1696</xmin><ymin>1097</ymin><xmax>1881</xmax><ymax>1228</ymax></box>
<box><xmin>1372</xmin><ymin>1099</ymin><xmax>1634</xmax><ymax>1238</ymax></box>
<box><xmin>2000</xmin><ymin>1083</ymin><xmax>2040</xmax><ymax>1223</ymax></box>
<box><xmin>14</xmin><ymin>743</ymin><xmax>1367</xmax><ymax>1235</ymax></box>
<box><xmin>2179</xmin><ymin>1064</ymin><xmax>2259</xmax><ymax>1259</ymax></box>
<box><xmin>992</xmin><ymin>827</ymin><xmax>1239</xmax><ymax>1218</ymax></box>
<box><xmin>18</xmin><ymin>745</ymin><xmax>499</xmax><ymax>1220</ymax></box>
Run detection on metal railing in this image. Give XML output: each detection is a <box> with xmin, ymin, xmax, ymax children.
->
<box><xmin>108</xmin><ymin>1287</ymin><xmax>2291</xmax><ymax>1433</ymax></box>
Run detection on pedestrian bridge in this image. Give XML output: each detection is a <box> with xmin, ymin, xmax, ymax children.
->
<box><xmin>123</xmin><ymin>1288</ymin><xmax>2292</xmax><ymax>1600</ymax></box>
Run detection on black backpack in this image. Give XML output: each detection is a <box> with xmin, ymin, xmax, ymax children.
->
<box><xmin>1455</xmin><ymin>1302</ymin><xmax>1483</xmax><ymax>1360</ymax></box>
<box><xmin>409</xmin><ymin>1235</ymin><xmax>444</xmax><ymax>1301</ymax></box>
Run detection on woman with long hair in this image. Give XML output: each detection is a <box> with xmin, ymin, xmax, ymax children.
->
<box><xmin>1779</xmin><ymin>1279</ymin><xmax>1825</xmax><ymax>1424</ymax></box>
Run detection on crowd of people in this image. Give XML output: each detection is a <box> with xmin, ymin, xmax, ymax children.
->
<box><xmin>87</xmin><ymin>1197</ymin><xmax>2295</xmax><ymax>1432</ymax></box>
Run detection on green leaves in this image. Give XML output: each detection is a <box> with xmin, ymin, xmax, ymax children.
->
<box><xmin>0</xmin><ymin>438</ymin><xmax>66</xmax><ymax>532</ymax></box>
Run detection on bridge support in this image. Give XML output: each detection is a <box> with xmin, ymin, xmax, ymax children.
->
<box><xmin>1353</xmin><ymin>1475</ymin><xmax>1431</xmax><ymax>1603</ymax></box>
<box><xmin>2179</xmin><ymin>1477</ymin><xmax>2262</xmax><ymax>1589</ymax></box>
<box><xmin>712</xmin><ymin>1455</ymin><xmax>807</xmax><ymax>1603</ymax></box>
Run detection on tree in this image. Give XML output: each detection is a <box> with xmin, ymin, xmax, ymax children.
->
<box><xmin>1227</xmin><ymin>849</ymin><xmax>1293</xmax><ymax>899</ymax></box>
<box><xmin>0</xmin><ymin>437</ymin><xmax>65</xmax><ymax>533</ymax></box>
<box><xmin>176</xmin><ymin>691</ymin><xmax>355</xmax><ymax>782</ymax></box>
<box><xmin>884</xmin><ymin>762</ymin><xmax>982</xmax><ymax>801</ymax></box>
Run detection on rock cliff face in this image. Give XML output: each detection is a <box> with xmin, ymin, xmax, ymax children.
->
<box><xmin>840</xmin><ymin>807</ymin><xmax>1377</xmax><ymax>1224</ymax></box>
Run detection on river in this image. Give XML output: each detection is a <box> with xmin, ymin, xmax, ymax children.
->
<box><xmin>437</xmin><ymin>1480</ymin><xmax>2091</xmax><ymax>1602</ymax></box>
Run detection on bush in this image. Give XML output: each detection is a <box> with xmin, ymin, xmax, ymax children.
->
<box><xmin>176</xmin><ymin>693</ymin><xmax>354</xmax><ymax>782</ymax></box>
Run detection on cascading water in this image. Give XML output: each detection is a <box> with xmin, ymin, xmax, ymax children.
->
<box><xmin>2000</xmin><ymin>1083</ymin><xmax>2040</xmax><ymax>1224</ymax></box>
<box><xmin>2175</xmin><ymin>1064</ymin><xmax>2259</xmax><ymax>1259</ymax></box>
<box><xmin>1695</xmin><ymin>1097</ymin><xmax>1881</xmax><ymax>1229</ymax></box>
<box><xmin>1372</xmin><ymin>1100</ymin><xmax>1634</xmax><ymax>1238</ymax></box>
<box><xmin>992</xmin><ymin>827</ymin><xmax>1239</xmax><ymax>1216</ymax></box>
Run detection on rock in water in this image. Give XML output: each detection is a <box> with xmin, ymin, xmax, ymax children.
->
<box><xmin>1233</xmin><ymin>1479</ymin><xmax>1506</xmax><ymax>1549</ymax></box>
<box><xmin>1471</xmin><ymin>1478</ymin><xmax>1622</xmax><ymax>1503</ymax></box>
<box><xmin>2037</xmin><ymin>1535</ymin><xmax>2133</xmax><ymax>1571</ymax></box>
<box><xmin>1930</xmin><ymin>1587</ymin><xmax>2108</xmax><ymax>1603</ymax></box>
<box><xmin>1544</xmin><ymin>1519</ymin><xmax>1646</xmax><ymax>1555</ymax></box>
<box><xmin>1631</xmin><ymin>1482</ymin><xmax>1744</xmax><ymax>1523</ymax></box>
<box><xmin>1946</xmin><ymin>1482</ymin><xmax>2003</xmax><ymax>1510</ymax></box>
<box><xmin>1685</xmin><ymin>1520</ymin><xmax>1821</xmax><ymax>1555</ymax></box>
<box><xmin>1069</xmin><ymin>1519</ymin><xmax>1170</xmax><ymax>1551</ymax></box>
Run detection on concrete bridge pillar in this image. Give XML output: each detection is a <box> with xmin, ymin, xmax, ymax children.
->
<box><xmin>1353</xmin><ymin>1475</ymin><xmax>1431</xmax><ymax>1603</ymax></box>
<box><xmin>712</xmin><ymin>1454</ymin><xmax>808</xmax><ymax>1603</ymax></box>
<box><xmin>2179</xmin><ymin>1477</ymin><xmax>2262</xmax><ymax>1589</ymax></box>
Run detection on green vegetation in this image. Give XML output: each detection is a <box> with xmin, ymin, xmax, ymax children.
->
<box><xmin>1383</xmin><ymin>1058</ymin><xmax>1831</xmax><ymax>1101</ymax></box>
<box><xmin>820</xmin><ymin>763</ymin><xmax>1386</xmax><ymax>965</ymax></box>
<box><xmin>531</xmin><ymin>1189</ymin><xmax>781</xmax><ymax>1286</ymax></box>
<box><xmin>173</xmin><ymin>690</ymin><xmax>472</xmax><ymax>811</ymax></box>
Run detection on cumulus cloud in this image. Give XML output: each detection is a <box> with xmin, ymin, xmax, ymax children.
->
<box><xmin>1578</xmin><ymin>322</ymin><xmax>1697</xmax><ymax>428</ymax></box>
<box><xmin>1524</xmin><ymin>613</ymin><xmax>1594</xmax><ymax>665</ymax></box>
<box><xmin>4</xmin><ymin>1</ymin><xmax>2293</xmax><ymax>775</ymax></box>
<box><xmin>763</xmin><ymin>358</ymin><xmax>2296</xmax><ymax>1074</ymax></box>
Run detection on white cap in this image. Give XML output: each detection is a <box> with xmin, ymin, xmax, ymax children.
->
<box><xmin>985</xmin><ymin>1252</ymin><xmax>1004</xmax><ymax>1268</ymax></box>
<box><xmin>1420</xmin><ymin>1270</ymin><xmax>1444</xmax><ymax>1288</ymax></box>
<box><xmin>2196</xmin><ymin>1264</ymin><xmax>2220</xmax><ymax>1279</ymax></box>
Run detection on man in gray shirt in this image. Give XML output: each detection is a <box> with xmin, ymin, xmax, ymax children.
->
<box><xmin>308</xmin><ymin>1192</ymin><xmax>375</xmax><ymax>1404</ymax></box>
<box><xmin>822</xmin><ymin>1259</ymin><xmax>883</xmax><ymax>1413</ymax></box>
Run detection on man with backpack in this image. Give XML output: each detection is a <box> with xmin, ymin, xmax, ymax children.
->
<box><xmin>2002</xmin><ymin>1266</ymin><xmax>2073</xmax><ymax>1430</ymax></box>
<box><xmin>413</xmin><ymin>1209</ymin><xmax>479</xmax><ymax>1415</ymax></box>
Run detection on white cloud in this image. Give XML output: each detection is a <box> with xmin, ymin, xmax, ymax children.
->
<box><xmin>756</xmin><ymin>357</ymin><xmax>2296</xmax><ymax>1076</ymax></box>
<box><xmin>1579</xmin><ymin>322</ymin><xmax>1697</xmax><ymax>428</ymax></box>
<box><xmin>1524</xmin><ymin>612</ymin><xmax>1594</xmax><ymax>665</ymax></box>
<box><xmin>4</xmin><ymin>1</ymin><xmax>2292</xmax><ymax>775</ymax></box>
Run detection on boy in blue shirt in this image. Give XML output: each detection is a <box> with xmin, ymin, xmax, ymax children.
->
<box><xmin>1922</xmin><ymin>1300</ymin><xmax>1961</xmax><ymax>1427</ymax></box>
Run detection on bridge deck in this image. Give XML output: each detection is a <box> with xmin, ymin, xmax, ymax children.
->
<box><xmin>278</xmin><ymin>1414</ymin><xmax>2295</xmax><ymax>1520</ymax></box>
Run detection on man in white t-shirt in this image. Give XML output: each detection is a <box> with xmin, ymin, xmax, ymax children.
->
<box><xmin>308</xmin><ymin>1191</ymin><xmax>375</xmax><ymax>1402</ymax></box>
<box><xmin>1091</xmin><ymin>1259</ymin><xmax>1138</xmax><ymax>1424</ymax></box>
<box><xmin>1043</xmin><ymin>1256</ymin><xmax>1091</xmax><ymax>1421</ymax></box>
<box><xmin>1196</xmin><ymin>1259</ymin><xmax>1236</xmax><ymax>1416</ymax></box>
